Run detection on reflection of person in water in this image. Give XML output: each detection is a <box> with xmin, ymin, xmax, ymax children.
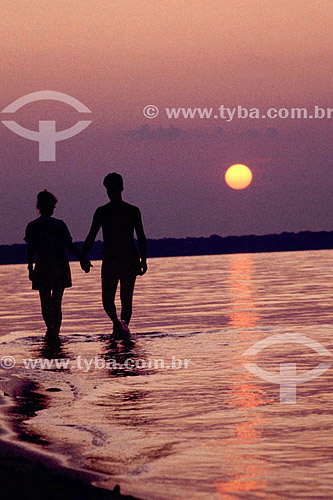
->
<box><xmin>25</xmin><ymin>190</ymin><xmax>82</xmax><ymax>337</ymax></box>
<box><xmin>80</xmin><ymin>173</ymin><xmax>147</xmax><ymax>337</ymax></box>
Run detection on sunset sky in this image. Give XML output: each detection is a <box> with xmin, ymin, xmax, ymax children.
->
<box><xmin>1</xmin><ymin>0</ymin><xmax>333</xmax><ymax>244</ymax></box>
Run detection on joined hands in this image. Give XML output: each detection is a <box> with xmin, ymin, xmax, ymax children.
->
<box><xmin>80</xmin><ymin>257</ymin><xmax>93</xmax><ymax>273</ymax></box>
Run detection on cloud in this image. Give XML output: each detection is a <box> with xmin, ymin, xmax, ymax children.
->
<box><xmin>246</xmin><ymin>127</ymin><xmax>278</xmax><ymax>139</ymax></box>
<box><xmin>247</xmin><ymin>128</ymin><xmax>261</xmax><ymax>138</ymax></box>
<box><xmin>125</xmin><ymin>125</ymin><xmax>186</xmax><ymax>140</ymax></box>
<box><xmin>266</xmin><ymin>127</ymin><xmax>278</xmax><ymax>137</ymax></box>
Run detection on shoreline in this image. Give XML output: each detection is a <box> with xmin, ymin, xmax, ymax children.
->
<box><xmin>0</xmin><ymin>373</ymin><xmax>142</xmax><ymax>500</ymax></box>
<box><xmin>1</xmin><ymin>231</ymin><xmax>333</xmax><ymax>266</ymax></box>
<box><xmin>0</xmin><ymin>435</ymin><xmax>141</xmax><ymax>500</ymax></box>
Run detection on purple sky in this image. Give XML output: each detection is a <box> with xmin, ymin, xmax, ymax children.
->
<box><xmin>1</xmin><ymin>1</ymin><xmax>333</xmax><ymax>245</ymax></box>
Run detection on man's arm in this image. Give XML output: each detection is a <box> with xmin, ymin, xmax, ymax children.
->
<box><xmin>80</xmin><ymin>209</ymin><xmax>102</xmax><ymax>272</ymax></box>
<box><xmin>135</xmin><ymin>209</ymin><xmax>147</xmax><ymax>275</ymax></box>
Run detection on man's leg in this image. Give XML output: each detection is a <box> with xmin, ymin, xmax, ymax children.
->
<box><xmin>120</xmin><ymin>275</ymin><xmax>136</xmax><ymax>325</ymax></box>
<box><xmin>39</xmin><ymin>287</ymin><xmax>53</xmax><ymax>332</ymax></box>
<box><xmin>102</xmin><ymin>276</ymin><xmax>120</xmax><ymax>325</ymax></box>
<box><xmin>51</xmin><ymin>286</ymin><xmax>64</xmax><ymax>335</ymax></box>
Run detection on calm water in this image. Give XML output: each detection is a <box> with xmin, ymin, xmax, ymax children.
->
<box><xmin>0</xmin><ymin>251</ymin><xmax>333</xmax><ymax>499</ymax></box>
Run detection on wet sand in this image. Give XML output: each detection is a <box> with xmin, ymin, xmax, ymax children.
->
<box><xmin>0</xmin><ymin>381</ymin><xmax>141</xmax><ymax>500</ymax></box>
<box><xmin>0</xmin><ymin>437</ymin><xmax>141</xmax><ymax>500</ymax></box>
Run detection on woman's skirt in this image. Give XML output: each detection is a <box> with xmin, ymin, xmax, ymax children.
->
<box><xmin>32</xmin><ymin>254</ymin><xmax>72</xmax><ymax>290</ymax></box>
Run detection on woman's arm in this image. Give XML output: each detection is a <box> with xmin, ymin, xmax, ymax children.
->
<box><xmin>27</xmin><ymin>243</ymin><xmax>35</xmax><ymax>281</ymax></box>
<box><xmin>67</xmin><ymin>242</ymin><xmax>81</xmax><ymax>260</ymax></box>
<box><xmin>134</xmin><ymin>209</ymin><xmax>147</xmax><ymax>275</ymax></box>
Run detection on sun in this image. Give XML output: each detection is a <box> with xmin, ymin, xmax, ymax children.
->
<box><xmin>225</xmin><ymin>164</ymin><xmax>253</xmax><ymax>190</ymax></box>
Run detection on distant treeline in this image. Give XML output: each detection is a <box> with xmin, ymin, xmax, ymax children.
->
<box><xmin>1</xmin><ymin>231</ymin><xmax>333</xmax><ymax>265</ymax></box>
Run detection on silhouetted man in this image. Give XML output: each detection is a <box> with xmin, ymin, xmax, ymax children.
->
<box><xmin>80</xmin><ymin>173</ymin><xmax>147</xmax><ymax>336</ymax></box>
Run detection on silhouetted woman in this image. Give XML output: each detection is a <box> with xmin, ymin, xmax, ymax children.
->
<box><xmin>25</xmin><ymin>190</ymin><xmax>81</xmax><ymax>337</ymax></box>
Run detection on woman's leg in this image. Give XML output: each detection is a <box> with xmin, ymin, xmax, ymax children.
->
<box><xmin>120</xmin><ymin>275</ymin><xmax>136</xmax><ymax>325</ymax></box>
<box><xmin>39</xmin><ymin>287</ymin><xmax>53</xmax><ymax>332</ymax></box>
<box><xmin>51</xmin><ymin>286</ymin><xmax>64</xmax><ymax>335</ymax></box>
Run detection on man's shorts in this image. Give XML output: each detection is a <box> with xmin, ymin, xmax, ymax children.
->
<box><xmin>101</xmin><ymin>256</ymin><xmax>140</xmax><ymax>281</ymax></box>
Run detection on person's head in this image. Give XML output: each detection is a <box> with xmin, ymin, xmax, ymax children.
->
<box><xmin>103</xmin><ymin>172</ymin><xmax>124</xmax><ymax>200</ymax></box>
<box><xmin>36</xmin><ymin>190</ymin><xmax>57</xmax><ymax>217</ymax></box>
